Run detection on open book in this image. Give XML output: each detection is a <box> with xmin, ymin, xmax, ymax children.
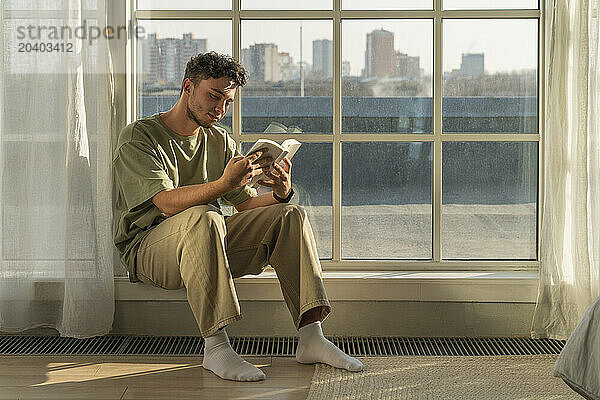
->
<box><xmin>245</xmin><ymin>138</ymin><xmax>301</xmax><ymax>187</ymax></box>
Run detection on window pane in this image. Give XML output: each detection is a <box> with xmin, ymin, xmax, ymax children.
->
<box><xmin>442</xmin><ymin>142</ymin><xmax>537</xmax><ymax>259</ymax></box>
<box><xmin>4</xmin><ymin>18</ymin><xmax>67</xmax><ymax>132</ymax></box>
<box><xmin>342</xmin><ymin>142</ymin><xmax>432</xmax><ymax>259</ymax></box>
<box><xmin>4</xmin><ymin>0</ymin><xmax>64</xmax><ymax>10</ymax></box>
<box><xmin>137</xmin><ymin>0</ymin><xmax>231</xmax><ymax>10</ymax></box>
<box><xmin>444</xmin><ymin>0</ymin><xmax>538</xmax><ymax>10</ymax></box>
<box><xmin>3</xmin><ymin>142</ymin><xmax>67</xmax><ymax>260</ymax></box>
<box><xmin>443</xmin><ymin>19</ymin><xmax>538</xmax><ymax>133</ymax></box>
<box><xmin>137</xmin><ymin>20</ymin><xmax>231</xmax><ymax>120</ymax></box>
<box><xmin>242</xmin><ymin>0</ymin><xmax>332</xmax><ymax>10</ymax></box>
<box><xmin>241</xmin><ymin>20</ymin><xmax>332</xmax><ymax>134</ymax></box>
<box><xmin>241</xmin><ymin>142</ymin><xmax>333</xmax><ymax>259</ymax></box>
<box><xmin>342</xmin><ymin>20</ymin><xmax>433</xmax><ymax>133</ymax></box>
<box><xmin>343</xmin><ymin>0</ymin><xmax>432</xmax><ymax>10</ymax></box>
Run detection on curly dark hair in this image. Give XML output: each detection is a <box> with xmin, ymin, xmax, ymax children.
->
<box><xmin>181</xmin><ymin>51</ymin><xmax>247</xmax><ymax>94</ymax></box>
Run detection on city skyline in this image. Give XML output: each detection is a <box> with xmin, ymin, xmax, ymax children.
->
<box><xmin>140</xmin><ymin>32</ymin><xmax>425</xmax><ymax>84</ymax></box>
<box><xmin>139</xmin><ymin>30</ymin><xmax>533</xmax><ymax>86</ymax></box>
<box><xmin>139</xmin><ymin>18</ymin><xmax>538</xmax><ymax>76</ymax></box>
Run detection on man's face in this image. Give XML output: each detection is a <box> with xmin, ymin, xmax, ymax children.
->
<box><xmin>184</xmin><ymin>76</ymin><xmax>236</xmax><ymax>128</ymax></box>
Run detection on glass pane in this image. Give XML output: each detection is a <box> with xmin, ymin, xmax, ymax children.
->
<box><xmin>137</xmin><ymin>0</ymin><xmax>231</xmax><ymax>10</ymax></box>
<box><xmin>3</xmin><ymin>142</ymin><xmax>67</xmax><ymax>260</ymax></box>
<box><xmin>342</xmin><ymin>20</ymin><xmax>433</xmax><ymax>133</ymax></box>
<box><xmin>4</xmin><ymin>0</ymin><xmax>97</xmax><ymax>10</ymax></box>
<box><xmin>137</xmin><ymin>20</ymin><xmax>232</xmax><ymax>120</ymax></box>
<box><xmin>241</xmin><ymin>20</ymin><xmax>333</xmax><ymax>134</ymax></box>
<box><xmin>444</xmin><ymin>0</ymin><xmax>538</xmax><ymax>10</ymax></box>
<box><xmin>442</xmin><ymin>142</ymin><xmax>537</xmax><ymax>259</ymax></box>
<box><xmin>4</xmin><ymin>19</ymin><xmax>70</xmax><ymax>76</ymax></box>
<box><xmin>343</xmin><ymin>0</ymin><xmax>432</xmax><ymax>10</ymax></box>
<box><xmin>443</xmin><ymin>19</ymin><xmax>538</xmax><ymax>133</ymax></box>
<box><xmin>4</xmin><ymin>0</ymin><xmax>64</xmax><ymax>10</ymax></box>
<box><xmin>342</xmin><ymin>142</ymin><xmax>432</xmax><ymax>259</ymax></box>
<box><xmin>4</xmin><ymin>19</ymin><xmax>67</xmax><ymax>132</ymax></box>
<box><xmin>241</xmin><ymin>142</ymin><xmax>333</xmax><ymax>259</ymax></box>
<box><xmin>243</xmin><ymin>0</ymin><xmax>332</xmax><ymax>10</ymax></box>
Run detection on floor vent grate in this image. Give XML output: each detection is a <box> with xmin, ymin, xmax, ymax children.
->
<box><xmin>0</xmin><ymin>335</ymin><xmax>565</xmax><ymax>357</ymax></box>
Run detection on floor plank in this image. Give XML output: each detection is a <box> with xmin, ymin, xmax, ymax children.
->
<box><xmin>0</xmin><ymin>384</ymin><xmax>127</xmax><ymax>400</ymax></box>
<box><xmin>0</xmin><ymin>355</ymin><xmax>314</xmax><ymax>400</ymax></box>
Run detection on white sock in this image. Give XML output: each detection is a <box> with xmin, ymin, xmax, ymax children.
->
<box><xmin>202</xmin><ymin>329</ymin><xmax>266</xmax><ymax>381</ymax></box>
<box><xmin>296</xmin><ymin>321</ymin><xmax>363</xmax><ymax>372</ymax></box>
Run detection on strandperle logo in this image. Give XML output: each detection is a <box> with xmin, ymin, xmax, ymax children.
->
<box><xmin>15</xmin><ymin>20</ymin><xmax>146</xmax><ymax>45</ymax></box>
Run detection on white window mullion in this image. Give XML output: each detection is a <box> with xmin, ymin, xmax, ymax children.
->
<box><xmin>0</xmin><ymin>4</ymin><xmax>4</xmax><ymax>265</ymax></box>
<box><xmin>333</xmin><ymin>0</ymin><xmax>342</xmax><ymax>262</ymax></box>
<box><xmin>232</xmin><ymin>0</ymin><xmax>242</xmax><ymax>145</ymax></box>
<box><xmin>537</xmin><ymin>5</ymin><xmax>545</xmax><ymax>261</ymax></box>
<box><xmin>322</xmin><ymin>260</ymin><xmax>539</xmax><ymax>270</ymax></box>
<box><xmin>128</xmin><ymin>0</ymin><xmax>136</xmax><ymax>123</ymax></box>
<box><xmin>433</xmin><ymin>0</ymin><xmax>443</xmax><ymax>262</ymax></box>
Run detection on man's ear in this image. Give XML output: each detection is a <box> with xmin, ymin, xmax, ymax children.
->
<box><xmin>182</xmin><ymin>78</ymin><xmax>193</xmax><ymax>95</ymax></box>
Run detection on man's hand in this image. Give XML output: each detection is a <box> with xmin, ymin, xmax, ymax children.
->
<box><xmin>258</xmin><ymin>157</ymin><xmax>292</xmax><ymax>198</ymax></box>
<box><xmin>219</xmin><ymin>149</ymin><xmax>272</xmax><ymax>192</ymax></box>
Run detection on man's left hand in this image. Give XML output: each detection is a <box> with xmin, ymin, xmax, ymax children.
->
<box><xmin>257</xmin><ymin>157</ymin><xmax>292</xmax><ymax>198</ymax></box>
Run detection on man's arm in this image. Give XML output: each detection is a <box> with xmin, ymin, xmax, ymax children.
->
<box><xmin>153</xmin><ymin>180</ymin><xmax>231</xmax><ymax>217</ymax></box>
<box><xmin>153</xmin><ymin>150</ymin><xmax>269</xmax><ymax>217</ymax></box>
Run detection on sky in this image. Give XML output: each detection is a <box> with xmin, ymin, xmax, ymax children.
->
<box><xmin>140</xmin><ymin>17</ymin><xmax>538</xmax><ymax>76</ymax></box>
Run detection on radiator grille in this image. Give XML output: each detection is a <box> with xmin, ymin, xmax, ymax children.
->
<box><xmin>0</xmin><ymin>335</ymin><xmax>565</xmax><ymax>357</ymax></box>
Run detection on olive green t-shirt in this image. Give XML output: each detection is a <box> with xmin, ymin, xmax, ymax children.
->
<box><xmin>113</xmin><ymin>113</ymin><xmax>257</xmax><ymax>282</ymax></box>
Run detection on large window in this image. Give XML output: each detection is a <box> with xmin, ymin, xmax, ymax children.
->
<box><xmin>131</xmin><ymin>0</ymin><xmax>541</xmax><ymax>271</ymax></box>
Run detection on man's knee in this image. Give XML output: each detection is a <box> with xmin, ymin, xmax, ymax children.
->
<box><xmin>276</xmin><ymin>203</ymin><xmax>308</xmax><ymax>223</ymax></box>
<box><xmin>180</xmin><ymin>204</ymin><xmax>226</xmax><ymax>233</ymax></box>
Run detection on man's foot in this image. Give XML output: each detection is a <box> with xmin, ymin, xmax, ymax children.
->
<box><xmin>202</xmin><ymin>328</ymin><xmax>266</xmax><ymax>381</ymax></box>
<box><xmin>295</xmin><ymin>321</ymin><xmax>363</xmax><ymax>372</ymax></box>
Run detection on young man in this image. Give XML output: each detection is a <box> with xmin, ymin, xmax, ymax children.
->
<box><xmin>113</xmin><ymin>52</ymin><xmax>363</xmax><ymax>382</ymax></box>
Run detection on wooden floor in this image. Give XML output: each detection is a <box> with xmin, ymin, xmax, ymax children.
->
<box><xmin>0</xmin><ymin>356</ymin><xmax>314</xmax><ymax>399</ymax></box>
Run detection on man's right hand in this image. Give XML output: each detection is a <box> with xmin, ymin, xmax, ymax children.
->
<box><xmin>219</xmin><ymin>149</ymin><xmax>272</xmax><ymax>192</ymax></box>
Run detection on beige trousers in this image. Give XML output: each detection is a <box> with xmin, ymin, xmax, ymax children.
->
<box><xmin>136</xmin><ymin>203</ymin><xmax>331</xmax><ymax>337</ymax></box>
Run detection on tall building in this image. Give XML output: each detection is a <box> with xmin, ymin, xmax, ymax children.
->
<box><xmin>395</xmin><ymin>52</ymin><xmax>420</xmax><ymax>79</ymax></box>
<box><xmin>278</xmin><ymin>52</ymin><xmax>299</xmax><ymax>81</ymax></box>
<box><xmin>364</xmin><ymin>29</ymin><xmax>394</xmax><ymax>78</ymax></box>
<box><xmin>242</xmin><ymin>43</ymin><xmax>280</xmax><ymax>82</ymax></box>
<box><xmin>178</xmin><ymin>33</ymin><xmax>207</xmax><ymax>81</ymax></box>
<box><xmin>140</xmin><ymin>33</ymin><xmax>161</xmax><ymax>84</ymax></box>
<box><xmin>460</xmin><ymin>53</ymin><xmax>484</xmax><ymax>76</ymax></box>
<box><xmin>312</xmin><ymin>39</ymin><xmax>333</xmax><ymax>78</ymax></box>
<box><xmin>342</xmin><ymin>60</ymin><xmax>351</xmax><ymax>77</ymax></box>
<box><xmin>241</xmin><ymin>48</ymin><xmax>253</xmax><ymax>77</ymax></box>
<box><xmin>139</xmin><ymin>33</ymin><xmax>207</xmax><ymax>87</ymax></box>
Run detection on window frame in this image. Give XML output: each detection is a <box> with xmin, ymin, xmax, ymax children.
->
<box><xmin>127</xmin><ymin>0</ymin><xmax>544</xmax><ymax>272</ymax></box>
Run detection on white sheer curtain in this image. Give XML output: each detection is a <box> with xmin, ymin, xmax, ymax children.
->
<box><xmin>532</xmin><ymin>0</ymin><xmax>600</xmax><ymax>340</ymax></box>
<box><xmin>0</xmin><ymin>0</ymin><xmax>116</xmax><ymax>338</ymax></box>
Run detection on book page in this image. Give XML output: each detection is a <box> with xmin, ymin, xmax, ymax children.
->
<box><xmin>246</xmin><ymin>139</ymin><xmax>282</xmax><ymax>158</ymax></box>
<box><xmin>245</xmin><ymin>138</ymin><xmax>302</xmax><ymax>187</ymax></box>
<box><xmin>281</xmin><ymin>139</ymin><xmax>301</xmax><ymax>162</ymax></box>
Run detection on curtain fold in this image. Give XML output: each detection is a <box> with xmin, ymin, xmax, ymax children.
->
<box><xmin>532</xmin><ymin>0</ymin><xmax>600</xmax><ymax>340</ymax></box>
<box><xmin>0</xmin><ymin>0</ymin><xmax>116</xmax><ymax>338</ymax></box>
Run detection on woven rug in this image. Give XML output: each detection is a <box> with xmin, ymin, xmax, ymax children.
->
<box><xmin>306</xmin><ymin>355</ymin><xmax>580</xmax><ymax>400</ymax></box>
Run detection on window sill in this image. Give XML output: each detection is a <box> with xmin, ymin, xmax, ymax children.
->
<box><xmin>115</xmin><ymin>270</ymin><xmax>538</xmax><ymax>303</ymax></box>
